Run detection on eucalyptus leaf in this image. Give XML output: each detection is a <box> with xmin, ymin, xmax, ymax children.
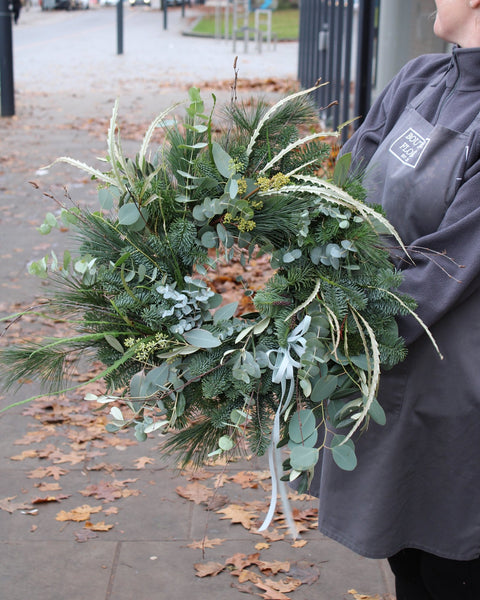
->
<box><xmin>311</xmin><ymin>374</ymin><xmax>338</xmax><ymax>403</ymax></box>
<box><xmin>183</xmin><ymin>328</ymin><xmax>221</xmax><ymax>348</ymax></box>
<box><xmin>331</xmin><ymin>434</ymin><xmax>357</xmax><ymax>471</ymax></box>
<box><xmin>118</xmin><ymin>203</ymin><xmax>141</xmax><ymax>226</ymax></box>
<box><xmin>213</xmin><ymin>301</ymin><xmax>238</xmax><ymax>325</ymax></box>
<box><xmin>212</xmin><ymin>142</ymin><xmax>233</xmax><ymax>178</ymax></box>
<box><xmin>290</xmin><ymin>445</ymin><xmax>319</xmax><ymax>471</ymax></box>
<box><xmin>368</xmin><ymin>397</ymin><xmax>387</xmax><ymax>425</ymax></box>
<box><xmin>289</xmin><ymin>409</ymin><xmax>317</xmax><ymax>443</ymax></box>
<box><xmin>218</xmin><ymin>435</ymin><xmax>234</xmax><ymax>451</ymax></box>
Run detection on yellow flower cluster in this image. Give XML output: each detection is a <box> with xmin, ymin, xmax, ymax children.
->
<box><xmin>237</xmin><ymin>178</ymin><xmax>248</xmax><ymax>196</ymax></box>
<box><xmin>223</xmin><ymin>212</ymin><xmax>256</xmax><ymax>232</ymax></box>
<box><xmin>124</xmin><ymin>333</ymin><xmax>170</xmax><ymax>362</ymax></box>
<box><xmin>229</xmin><ymin>158</ymin><xmax>245</xmax><ymax>175</ymax></box>
<box><xmin>256</xmin><ymin>172</ymin><xmax>291</xmax><ymax>192</ymax></box>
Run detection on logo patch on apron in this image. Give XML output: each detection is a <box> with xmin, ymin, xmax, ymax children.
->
<box><xmin>389</xmin><ymin>127</ymin><xmax>430</xmax><ymax>168</ymax></box>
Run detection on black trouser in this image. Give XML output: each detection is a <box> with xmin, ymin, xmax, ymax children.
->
<box><xmin>388</xmin><ymin>548</ymin><xmax>480</xmax><ymax>600</ymax></box>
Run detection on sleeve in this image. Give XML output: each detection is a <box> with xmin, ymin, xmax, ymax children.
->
<box><xmin>394</xmin><ymin>156</ymin><xmax>480</xmax><ymax>347</ymax></box>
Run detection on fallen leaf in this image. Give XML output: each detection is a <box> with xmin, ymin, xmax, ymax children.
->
<box><xmin>226</xmin><ymin>553</ymin><xmax>261</xmax><ymax>572</ymax></box>
<box><xmin>84</xmin><ymin>520</ymin><xmax>114</xmax><ymax>531</ymax></box>
<box><xmin>287</xmin><ymin>561</ymin><xmax>320</xmax><ymax>585</ymax></box>
<box><xmin>291</xmin><ymin>540</ymin><xmax>308</xmax><ymax>548</ymax></box>
<box><xmin>133</xmin><ymin>456</ymin><xmax>155</xmax><ymax>469</ymax></box>
<box><xmin>0</xmin><ymin>496</ymin><xmax>33</xmax><ymax>513</ymax></box>
<box><xmin>254</xmin><ymin>580</ymin><xmax>292</xmax><ymax>600</ymax></box>
<box><xmin>49</xmin><ymin>449</ymin><xmax>86</xmax><ymax>465</ymax></box>
<box><xmin>176</xmin><ymin>482</ymin><xmax>214</xmax><ymax>504</ymax></box>
<box><xmin>31</xmin><ymin>494</ymin><xmax>70</xmax><ymax>504</ymax></box>
<box><xmin>79</xmin><ymin>481</ymin><xmax>123</xmax><ymax>502</ymax></box>
<box><xmin>237</xmin><ymin>569</ymin><xmax>262</xmax><ymax>584</ymax></box>
<box><xmin>187</xmin><ymin>537</ymin><xmax>226</xmax><ymax>549</ymax></box>
<box><xmin>348</xmin><ymin>591</ymin><xmax>382</xmax><ymax>600</ymax></box>
<box><xmin>27</xmin><ymin>466</ymin><xmax>68</xmax><ymax>480</ymax></box>
<box><xmin>257</xmin><ymin>560</ymin><xmax>291</xmax><ymax>575</ymax></box>
<box><xmin>56</xmin><ymin>504</ymin><xmax>103</xmax><ymax>522</ymax></box>
<box><xmin>103</xmin><ymin>506</ymin><xmax>119</xmax><ymax>516</ymax></box>
<box><xmin>255</xmin><ymin>542</ymin><xmax>270</xmax><ymax>550</ymax></box>
<box><xmin>217</xmin><ymin>504</ymin><xmax>258</xmax><ymax>529</ymax></box>
<box><xmin>74</xmin><ymin>529</ymin><xmax>99</xmax><ymax>543</ymax></box>
<box><xmin>230</xmin><ymin>470</ymin><xmax>272</xmax><ymax>489</ymax></box>
<box><xmin>10</xmin><ymin>449</ymin><xmax>38</xmax><ymax>461</ymax></box>
<box><xmin>35</xmin><ymin>482</ymin><xmax>61</xmax><ymax>491</ymax></box>
<box><xmin>193</xmin><ymin>561</ymin><xmax>225</xmax><ymax>578</ymax></box>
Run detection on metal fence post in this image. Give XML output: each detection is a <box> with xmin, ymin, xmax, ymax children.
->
<box><xmin>354</xmin><ymin>0</ymin><xmax>376</xmax><ymax>125</ymax></box>
<box><xmin>117</xmin><ymin>0</ymin><xmax>124</xmax><ymax>55</ymax></box>
<box><xmin>0</xmin><ymin>0</ymin><xmax>14</xmax><ymax>117</ymax></box>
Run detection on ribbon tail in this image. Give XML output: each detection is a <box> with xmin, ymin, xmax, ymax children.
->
<box><xmin>257</xmin><ymin>442</ymin><xmax>278</xmax><ymax>532</ymax></box>
<box><xmin>257</xmin><ymin>399</ymin><xmax>299</xmax><ymax>539</ymax></box>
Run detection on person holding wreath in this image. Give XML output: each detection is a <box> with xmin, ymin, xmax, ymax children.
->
<box><xmin>310</xmin><ymin>1</ymin><xmax>480</xmax><ymax>598</ymax></box>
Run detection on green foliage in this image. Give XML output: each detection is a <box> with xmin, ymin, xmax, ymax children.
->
<box><xmin>0</xmin><ymin>84</ymin><xmax>431</xmax><ymax>494</ymax></box>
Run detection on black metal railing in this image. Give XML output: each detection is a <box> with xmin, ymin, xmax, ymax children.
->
<box><xmin>298</xmin><ymin>0</ymin><xmax>378</xmax><ymax>140</ymax></box>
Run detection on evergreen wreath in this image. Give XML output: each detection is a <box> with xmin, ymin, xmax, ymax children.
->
<box><xmin>0</xmin><ymin>84</ymin><xmax>435</xmax><ymax>530</ymax></box>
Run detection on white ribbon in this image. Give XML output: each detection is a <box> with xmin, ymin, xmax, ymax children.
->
<box><xmin>258</xmin><ymin>315</ymin><xmax>311</xmax><ymax>538</ymax></box>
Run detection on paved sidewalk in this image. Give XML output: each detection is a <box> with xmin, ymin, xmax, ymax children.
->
<box><xmin>0</xmin><ymin>6</ymin><xmax>395</xmax><ymax>599</ymax></box>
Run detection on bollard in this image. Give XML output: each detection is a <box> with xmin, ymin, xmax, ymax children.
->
<box><xmin>0</xmin><ymin>0</ymin><xmax>15</xmax><ymax>117</ymax></box>
<box><xmin>117</xmin><ymin>0</ymin><xmax>124</xmax><ymax>55</ymax></box>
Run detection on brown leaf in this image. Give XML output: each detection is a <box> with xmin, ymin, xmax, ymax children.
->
<box><xmin>187</xmin><ymin>537</ymin><xmax>226</xmax><ymax>550</ymax></box>
<box><xmin>265</xmin><ymin>577</ymin><xmax>302</xmax><ymax>593</ymax></box>
<box><xmin>84</xmin><ymin>520</ymin><xmax>114</xmax><ymax>531</ymax></box>
<box><xmin>255</xmin><ymin>542</ymin><xmax>271</xmax><ymax>551</ymax></box>
<box><xmin>103</xmin><ymin>506</ymin><xmax>119</xmax><ymax>516</ymax></box>
<box><xmin>229</xmin><ymin>470</ymin><xmax>272</xmax><ymax>489</ymax></box>
<box><xmin>31</xmin><ymin>494</ymin><xmax>70</xmax><ymax>504</ymax></box>
<box><xmin>237</xmin><ymin>570</ymin><xmax>262</xmax><ymax>584</ymax></box>
<box><xmin>291</xmin><ymin>539</ymin><xmax>308</xmax><ymax>548</ymax></box>
<box><xmin>133</xmin><ymin>456</ymin><xmax>155</xmax><ymax>469</ymax></box>
<box><xmin>287</xmin><ymin>561</ymin><xmax>320</xmax><ymax>586</ymax></box>
<box><xmin>254</xmin><ymin>580</ymin><xmax>292</xmax><ymax>600</ymax></box>
<box><xmin>56</xmin><ymin>504</ymin><xmax>103</xmax><ymax>522</ymax></box>
<box><xmin>176</xmin><ymin>482</ymin><xmax>214</xmax><ymax>505</ymax></box>
<box><xmin>79</xmin><ymin>481</ymin><xmax>123</xmax><ymax>502</ymax></box>
<box><xmin>347</xmin><ymin>591</ymin><xmax>382</xmax><ymax>600</ymax></box>
<box><xmin>217</xmin><ymin>504</ymin><xmax>258</xmax><ymax>529</ymax></box>
<box><xmin>49</xmin><ymin>449</ymin><xmax>86</xmax><ymax>465</ymax></box>
<box><xmin>226</xmin><ymin>552</ymin><xmax>261</xmax><ymax>570</ymax></box>
<box><xmin>257</xmin><ymin>560</ymin><xmax>291</xmax><ymax>575</ymax></box>
<box><xmin>74</xmin><ymin>529</ymin><xmax>99</xmax><ymax>543</ymax></box>
<box><xmin>35</xmin><ymin>482</ymin><xmax>61</xmax><ymax>492</ymax></box>
<box><xmin>27</xmin><ymin>466</ymin><xmax>68</xmax><ymax>480</ymax></box>
<box><xmin>255</xmin><ymin>528</ymin><xmax>286</xmax><ymax>542</ymax></box>
<box><xmin>203</xmin><ymin>493</ymin><xmax>229</xmax><ymax>511</ymax></box>
<box><xmin>9</xmin><ymin>449</ymin><xmax>38</xmax><ymax>461</ymax></box>
<box><xmin>194</xmin><ymin>561</ymin><xmax>225</xmax><ymax>578</ymax></box>
<box><xmin>0</xmin><ymin>496</ymin><xmax>33</xmax><ymax>513</ymax></box>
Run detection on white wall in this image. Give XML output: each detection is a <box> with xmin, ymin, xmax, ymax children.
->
<box><xmin>375</xmin><ymin>0</ymin><xmax>448</xmax><ymax>95</ymax></box>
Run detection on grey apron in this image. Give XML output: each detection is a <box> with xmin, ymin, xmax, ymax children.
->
<box><xmin>364</xmin><ymin>77</ymin><xmax>480</xmax><ymax>243</ymax></box>
<box><xmin>311</xmin><ymin>77</ymin><xmax>480</xmax><ymax>560</ymax></box>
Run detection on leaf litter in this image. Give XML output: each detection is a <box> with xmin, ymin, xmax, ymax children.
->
<box><xmin>1</xmin><ymin>200</ymin><xmax>390</xmax><ymax>598</ymax></box>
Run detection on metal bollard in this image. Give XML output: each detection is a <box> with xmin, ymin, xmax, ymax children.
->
<box><xmin>0</xmin><ymin>0</ymin><xmax>15</xmax><ymax>117</ymax></box>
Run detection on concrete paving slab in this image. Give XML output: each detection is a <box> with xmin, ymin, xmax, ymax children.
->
<box><xmin>0</xmin><ymin>540</ymin><xmax>115</xmax><ymax>600</ymax></box>
<box><xmin>109</xmin><ymin>538</ymin><xmax>393</xmax><ymax>600</ymax></box>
